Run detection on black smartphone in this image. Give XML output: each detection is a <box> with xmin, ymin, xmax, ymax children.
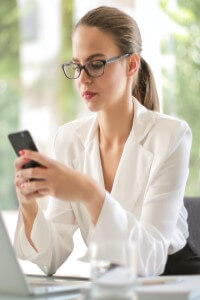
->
<box><xmin>8</xmin><ymin>130</ymin><xmax>42</xmax><ymax>169</ymax></box>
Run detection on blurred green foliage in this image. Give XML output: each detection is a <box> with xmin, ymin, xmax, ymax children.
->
<box><xmin>0</xmin><ymin>1</ymin><xmax>20</xmax><ymax>78</ymax></box>
<box><xmin>0</xmin><ymin>0</ymin><xmax>20</xmax><ymax>209</ymax></box>
<box><xmin>59</xmin><ymin>0</ymin><xmax>78</xmax><ymax>122</ymax></box>
<box><xmin>160</xmin><ymin>0</ymin><xmax>200</xmax><ymax>196</ymax></box>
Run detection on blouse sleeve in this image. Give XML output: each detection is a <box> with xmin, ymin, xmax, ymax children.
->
<box><xmin>89</xmin><ymin>121</ymin><xmax>192</xmax><ymax>276</ymax></box>
<box><xmin>14</xmin><ymin>200</ymin><xmax>78</xmax><ymax>275</ymax></box>
<box><xmin>14</xmin><ymin>128</ymin><xmax>78</xmax><ymax>275</ymax></box>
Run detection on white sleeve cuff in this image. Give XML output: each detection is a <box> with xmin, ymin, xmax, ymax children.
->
<box><xmin>14</xmin><ymin>208</ymin><xmax>51</xmax><ymax>264</ymax></box>
<box><xmin>91</xmin><ymin>192</ymin><xmax>130</xmax><ymax>243</ymax></box>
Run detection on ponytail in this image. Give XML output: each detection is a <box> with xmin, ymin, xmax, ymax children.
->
<box><xmin>133</xmin><ymin>57</ymin><xmax>160</xmax><ymax>112</ymax></box>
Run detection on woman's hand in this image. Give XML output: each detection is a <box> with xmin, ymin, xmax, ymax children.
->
<box><xmin>15</xmin><ymin>150</ymin><xmax>92</xmax><ymax>203</ymax></box>
<box><xmin>14</xmin><ymin>151</ymin><xmax>41</xmax><ymax>249</ymax></box>
<box><xmin>14</xmin><ymin>152</ymin><xmax>45</xmax><ymax>206</ymax></box>
<box><xmin>15</xmin><ymin>150</ymin><xmax>106</xmax><ymax>224</ymax></box>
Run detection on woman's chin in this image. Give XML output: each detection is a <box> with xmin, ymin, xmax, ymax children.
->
<box><xmin>85</xmin><ymin>102</ymin><xmax>101</xmax><ymax>113</ymax></box>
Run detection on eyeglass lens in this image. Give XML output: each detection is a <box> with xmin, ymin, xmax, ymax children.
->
<box><xmin>64</xmin><ymin>60</ymin><xmax>105</xmax><ymax>79</ymax></box>
<box><xmin>64</xmin><ymin>64</ymin><xmax>80</xmax><ymax>79</ymax></box>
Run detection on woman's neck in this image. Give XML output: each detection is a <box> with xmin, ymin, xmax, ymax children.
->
<box><xmin>97</xmin><ymin>97</ymin><xmax>134</xmax><ymax>149</ymax></box>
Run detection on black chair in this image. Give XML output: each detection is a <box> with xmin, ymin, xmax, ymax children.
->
<box><xmin>184</xmin><ymin>197</ymin><xmax>200</xmax><ymax>256</ymax></box>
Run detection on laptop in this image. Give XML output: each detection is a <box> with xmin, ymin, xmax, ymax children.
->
<box><xmin>0</xmin><ymin>212</ymin><xmax>89</xmax><ymax>297</ymax></box>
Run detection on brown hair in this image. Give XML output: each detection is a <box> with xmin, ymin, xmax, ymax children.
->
<box><xmin>75</xmin><ymin>6</ymin><xmax>160</xmax><ymax>112</ymax></box>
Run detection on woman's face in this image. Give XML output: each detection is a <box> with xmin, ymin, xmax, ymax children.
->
<box><xmin>72</xmin><ymin>25</ymin><xmax>130</xmax><ymax>112</ymax></box>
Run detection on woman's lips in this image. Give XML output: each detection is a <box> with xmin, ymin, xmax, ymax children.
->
<box><xmin>82</xmin><ymin>91</ymin><xmax>97</xmax><ymax>100</ymax></box>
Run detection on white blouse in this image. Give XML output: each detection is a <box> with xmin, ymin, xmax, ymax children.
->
<box><xmin>14</xmin><ymin>99</ymin><xmax>192</xmax><ymax>276</ymax></box>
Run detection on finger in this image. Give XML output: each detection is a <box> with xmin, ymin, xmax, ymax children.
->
<box><xmin>38</xmin><ymin>189</ymin><xmax>49</xmax><ymax>195</ymax></box>
<box><xmin>14</xmin><ymin>156</ymin><xmax>32</xmax><ymax>171</ymax></box>
<box><xmin>16</xmin><ymin>167</ymin><xmax>48</xmax><ymax>181</ymax></box>
<box><xmin>15</xmin><ymin>177</ymin><xmax>28</xmax><ymax>188</ymax></box>
<box><xmin>19</xmin><ymin>179</ymin><xmax>49</xmax><ymax>195</ymax></box>
<box><xmin>17</xmin><ymin>188</ymin><xmax>46</xmax><ymax>204</ymax></box>
<box><xmin>20</xmin><ymin>150</ymin><xmax>52</xmax><ymax>168</ymax></box>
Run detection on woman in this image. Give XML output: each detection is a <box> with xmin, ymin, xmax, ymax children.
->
<box><xmin>14</xmin><ymin>6</ymin><xmax>194</xmax><ymax>276</ymax></box>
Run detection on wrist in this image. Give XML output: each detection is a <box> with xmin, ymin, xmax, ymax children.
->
<box><xmin>20</xmin><ymin>200</ymin><xmax>38</xmax><ymax>224</ymax></box>
<box><xmin>80</xmin><ymin>175</ymin><xmax>103</xmax><ymax>202</ymax></box>
<box><xmin>19</xmin><ymin>201</ymin><xmax>39</xmax><ymax>252</ymax></box>
<box><xmin>80</xmin><ymin>175</ymin><xmax>106</xmax><ymax>224</ymax></box>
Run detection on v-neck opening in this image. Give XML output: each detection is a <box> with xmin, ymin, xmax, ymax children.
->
<box><xmin>97</xmin><ymin>125</ymin><xmax>134</xmax><ymax>196</ymax></box>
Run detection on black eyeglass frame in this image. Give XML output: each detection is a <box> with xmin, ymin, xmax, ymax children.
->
<box><xmin>62</xmin><ymin>53</ymin><xmax>132</xmax><ymax>79</ymax></box>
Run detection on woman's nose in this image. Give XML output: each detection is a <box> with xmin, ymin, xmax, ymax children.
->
<box><xmin>78</xmin><ymin>68</ymin><xmax>92</xmax><ymax>84</ymax></box>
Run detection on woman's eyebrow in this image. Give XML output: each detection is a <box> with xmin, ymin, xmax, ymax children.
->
<box><xmin>72</xmin><ymin>53</ymin><xmax>106</xmax><ymax>62</ymax></box>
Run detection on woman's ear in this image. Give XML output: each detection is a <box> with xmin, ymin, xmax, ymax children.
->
<box><xmin>127</xmin><ymin>53</ymin><xmax>140</xmax><ymax>76</ymax></box>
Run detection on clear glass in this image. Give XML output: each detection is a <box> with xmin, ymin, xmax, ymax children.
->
<box><xmin>88</xmin><ymin>241</ymin><xmax>137</xmax><ymax>299</ymax></box>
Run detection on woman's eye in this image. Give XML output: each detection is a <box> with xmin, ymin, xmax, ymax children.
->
<box><xmin>89</xmin><ymin>61</ymin><xmax>103</xmax><ymax>69</ymax></box>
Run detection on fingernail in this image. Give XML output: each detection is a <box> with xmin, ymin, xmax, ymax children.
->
<box><xmin>19</xmin><ymin>150</ymin><xmax>25</xmax><ymax>156</ymax></box>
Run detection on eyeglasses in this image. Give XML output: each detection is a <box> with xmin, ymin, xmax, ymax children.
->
<box><xmin>62</xmin><ymin>53</ymin><xmax>131</xmax><ymax>79</ymax></box>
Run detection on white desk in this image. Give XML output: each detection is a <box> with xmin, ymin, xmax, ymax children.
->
<box><xmin>1</xmin><ymin>275</ymin><xmax>200</xmax><ymax>300</ymax></box>
<box><xmin>136</xmin><ymin>275</ymin><xmax>200</xmax><ymax>300</ymax></box>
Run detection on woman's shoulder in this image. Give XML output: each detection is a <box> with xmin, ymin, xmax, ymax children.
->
<box><xmin>151</xmin><ymin>111</ymin><xmax>192</xmax><ymax>145</ymax></box>
<box><xmin>53</xmin><ymin>115</ymin><xmax>96</xmax><ymax>156</ymax></box>
<box><xmin>143</xmin><ymin>110</ymin><xmax>192</xmax><ymax>155</ymax></box>
<box><xmin>57</xmin><ymin>115</ymin><xmax>95</xmax><ymax>136</ymax></box>
<box><xmin>134</xmin><ymin>99</ymin><xmax>191</xmax><ymax>140</ymax></box>
<box><xmin>134</xmin><ymin>100</ymin><xmax>191</xmax><ymax>147</ymax></box>
<box><xmin>152</xmin><ymin>110</ymin><xmax>190</xmax><ymax>132</ymax></box>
